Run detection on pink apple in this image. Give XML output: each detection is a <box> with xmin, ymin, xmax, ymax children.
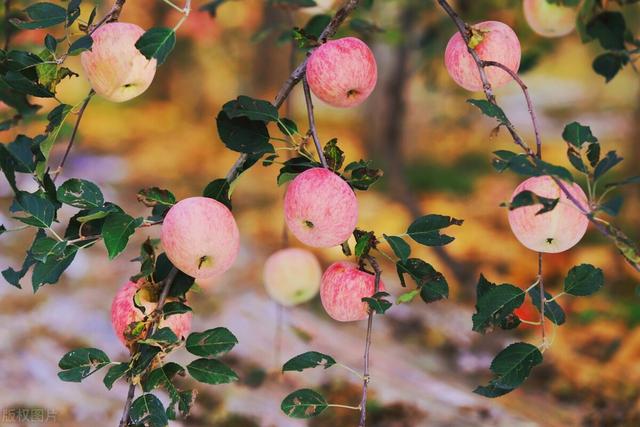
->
<box><xmin>263</xmin><ymin>248</ymin><xmax>322</xmax><ymax>306</ymax></box>
<box><xmin>320</xmin><ymin>261</ymin><xmax>386</xmax><ymax>322</ymax></box>
<box><xmin>444</xmin><ymin>21</ymin><xmax>521</xmax><ymax>91</ymax></box>
<box><xmin>111</xmin><ymin>280</ymin><xmax>192</xmax><ymax>348</ymax></box>
<box><xmin>81</xmin><ymin>22</ymin><xmax>157</xmax><ymax>102</ymax></box>
<box><xmin>508</xmin><ymin>175</ymin><xmax>589</xmax><ymax>253</ymax></box>
<box><xmin>161</xmin><ymin>197</ymin><xmax>240</xmax><ymax>279</ymax></box>
<box><xmin>306</xmin><ymin>37</ymin><xmax>377</xmax><ymax>108</ymax></box>
<box><xmin>284</xmin><ymin>168</ymin><xmax>358</xmax><ymax>248</ymax></box>
<box><xmin>523</xmin><ymin>0</ymin><xmax>577</xmax><ymax>38</ymax></box>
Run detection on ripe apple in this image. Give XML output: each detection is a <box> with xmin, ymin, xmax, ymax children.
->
<box><xmin>523</xmin><ymin>0</ymin><xmax>577</xmax><ymax>38</ymax></box>
<box><xmin>284</xmin><ymin>168</ymin><xmax>358</xmax><ymax>248</ymax></box>
<box><xmin>81</xmin><ymin>22</ymin><xmax>157</xmax><ymax>102</ymax></box>
<box><xmin>111</xmin><ymin>280</ymin><xmax>192</xmax><ymax>348</ymax></box>
<box><xmin>306</xmin><ymin>37</ymin><xmax>377</xmax><ymax>108</ymax></box>
<box><xmin>444</xmin><ymin>20</ymin><xmax>521</xmax><ymax>91</ymax></box>
<box><xmin>263</xmin><ymin>248</ymin><xmax>322</xmax><ymax>306</ymax></box>
<box><xmin>508</xmin><ymin>175</ymin><xmax>589</xmax><ymax>253</ymax></box>
<box><xmin>320</xmin><ymin>261</ymin><xmax>385</xmax><ymax>322</ymax></box>
<box><xmin>161</xmin><ymin>197</ymin><xmax>240</xmax><ymax>279</ymax></box>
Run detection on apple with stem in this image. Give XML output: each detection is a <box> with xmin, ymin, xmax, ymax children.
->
<box><xmin>444</xmin><ymin>20</ymin><xmax>521</xmax><ymax>91</ymax></box>
<box><xmin>523</xmin><ymin>0</ymin><xmax>577</xmax><ymax>38</ymax></box>
<box><xmin>111</xmin><ymin>280</ymin><xmax>192</xmax><ymax>348</ymax></box>
<box><xmin>306</xmin><ymin>37</ymin><xmax>378</xmax><ymax>108</ymax></box>
<box><xmin>161</xmin><ymin>197</ymin><xmax>240</xmax><ymax>279</ymax></box>
<box><xmin>263</xmin><ymin>248</ymin><xmax>322</xmax><ymax>306</ymax></box>
<box><xmin>508</xmin><ymin>175</ymin><xmax>589</xmax><ymax>253</ymax></box>
<box><xmin>284</xmin><ymin>168</ymin><xmax>358</xmax><ymax>248</ymax></box>
<box><xmin>320</xmin><ymin>261</ymin><xmax>385</xmax><ymax>322</ymax></box>
<box><xmin>81</xmin><ymin>22</ymin><xmax>157</xmax><ymax>102</ymax></box>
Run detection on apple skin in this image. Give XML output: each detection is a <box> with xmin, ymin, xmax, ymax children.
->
<box><xmin>444</xmin><ymin>21</ymin><xmax>521</xmax><ymax>91</ymax></box>
<box><xmin>306</xmin><ymin>37</ymin><xmax>377</xmax><ymax>108</ymax></box>
<box><xmin>523</xmin><ymin>0</ymin><xmax>577</xmax><ymax>38</ymax></box>
<box><xmin>111</xmin><ymin>280</ymin><xmax>192</xmax><ymax>348</ymax></box>
<box><xmin>81</xmin><ymin>22</ymin><xmax>157</xmax><ymax>103</ymax></box>
<box><xmin>161</xmin><ymin>197</ymin><xmax>240</xmax><ymax>279</ymax></box>
<box><xmin>284</xmin><ymin>168</ymin><xmax>358</xmax><ymax>248</ymax></box>
<box><xmin>508</xmin><ymin>175</ymin><xmax>589</xmax><ymax>253</ymax></box>
<box><xmin>320</xmin><ymin>261</ymin><xmax>386</xmax><ymax>322</ymax></box>
<box><xmin>263</xmin><ymin>248</ymin><xmax>322</xmax><ymax>306</ymax></box>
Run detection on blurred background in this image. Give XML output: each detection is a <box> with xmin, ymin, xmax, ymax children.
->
<box><xmin>0</xmin><ymin>0</ymin><xmax>639</xmax><ymax>426</ymax></box>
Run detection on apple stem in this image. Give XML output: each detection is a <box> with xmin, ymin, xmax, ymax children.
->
<box><xmin>118</xmin><ymin>267</ymin><xmax>179</xmax><ymax>427</ymax></box>
<box><xmin>52</xmin><ymin>90</ymin><xmax>95</xmax><ymax>183</ymax></box>
<box><xmin>358</xmin><ymin>255</ymin><xmax>382</xmax><ymax>427</ymax></box>
<box><xmin>302</xmin><ymin>76</ymin><xmax>329</xmax><ymax>168</ymax></box>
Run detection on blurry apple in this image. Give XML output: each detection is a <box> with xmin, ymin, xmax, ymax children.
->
<box><xmin>111</xmin><ymin>280</ymin><xmax>192</xmax><ymax>348</ymax></box>
<box><xmin>306</xmin><ymin>37</ymin><xmax>377</xmax><ymax>108</ymax></box>
<box><xmin>263</xmin><ymin>248</ymin><xmax>322</xmax><ymax>306</ymax></box>
<box><xmin>508</xmin><ymin>175</ymin><xmax>589</xmax><ymax>253</ymax></box>
<box><xmin>81</xmin><ymin>22</ymin><xmax>156</xmax><ymax>102</ymax></box>
<box><xmin>444</xmin><ymin>20</ymin><xmax>521</xmax><ymax>91</ymax></box>
<box><xmin>320</xmin><ymin>261</ymin><xmax>385</xmax><ymax>322</ymax></box>
<box><xmin>161</xmin><ymin>197</ymin><xmax>240</xmax><ymax>279</ymax></box>
<box><xmin>284</xmin><ymin>168</ymin><xmax>358</xmax><ymax>248</ymax></box>
<box><xmin>523</xmin><ymin>0</ymin><xmax>577</xmax><ymax>38</ymax></box>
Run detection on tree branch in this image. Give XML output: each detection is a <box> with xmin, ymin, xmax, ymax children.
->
<box><xmin>4</xmin><ymin>0</ymin><xmax>11</xmax><ymax>51</ymax></box>
<box><xmin>89</xmin><ymin>0</ymin><xmax>127</xmax><ymax>34</ymax></box>
<box><xmin>302</xmin><ymin>76</ymin><xmax>328</xmax><ymax>168</ymax></box>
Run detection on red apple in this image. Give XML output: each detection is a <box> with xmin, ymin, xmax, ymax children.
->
<box><xmin>111</xmin><ymin>280</ymin><xmax>192</xmax><ymax>348</ymax></box>
<box><xmin>284</xmin><ymin>168</ymin><xmax>358</xmax><ymax>248</ymax></box>
<box><xmin>81</xmin><ymin>22</ymin><xmax>157</xmax><ymax>102</ymax></box>
<box><xmin>161</xmin><ymin>197</ymin><xmax>240</xmax><ymax>279</ymax></box>
<box><xmin>320</xmin><ymin>261</ymin><xmax>385</xmax><ymax>322</ymax></box>
<box><xmin>444</xmin><ymin>20</ymin><xmax>521</xmax><ymax>91</ymax></box>
<box><xmin>306</xmin><ymin>37</ymin><xmax>377</xmax><ymax>108</ymax></box>
<box><xmin>263</xmin><ymin>248</ymin><xmax>322</xmax><ymax>306</ymax></box>
<box><xmin>508</xmin><ymin>175</ymin><xmax>589</xmax><ymax>253</ymax></box>
<box><xmin>523</xmin><ymin>0</ymin><xmax>577</xmax><ymax>38</ymax></box>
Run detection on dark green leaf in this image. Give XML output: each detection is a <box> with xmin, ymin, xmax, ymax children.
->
<box><xmin>32</xmin><ymin>246</ymin><xmax>77</xmax><ymax>291</ymax></box>
<box><xmin>586</xmin><ymin>11</ymin><xmax>626</xmax><ymax>50</ymax></box>
<box><xmin>30</xmin><ymin>236</ymin><xmax>66</xmax><ymax>262</ymax></box>
<box><xmin>488</xmin><ymin>342</ymin><xmax>543</xmax><ymax>389</ymax></box>
<box><xmin>362</xmin><ymin>291</ymin><xmax>392</xmax><ymax>314</ymax></box>
<box><xmin>593</xmin><ymin>52</ymin><xmax>629</xmax><ymax>83</ymax></box>
<box><xmin>343</xmin><ymin>159</ymin><xmax>382</xmax><ymax>190</ymax></box>
<box><xmin>187</xmin><ymin>358</ymin><xmax>239</xmax><ymax>384</ymax></box>
<box><xmin>143</xmin><ymin>362</ymin><xmax>185</xmax><ymax>393</ymax></box>
<box><xmin>58</xmin><ymin>347</ymin><xmax>110</xmax><ymax>382</ymax></box>
<box><xmin>11</xmin><ymin>3</ymin><xmax>67</xmax><ymax>29</ymax></box>
<box><xmin>472</xmin><ymin>280</ymin><xmax>525</xmax><ymax>333</ymax></box>
<box><xmin>503</xmin><ymin>190</ymin><xmax>559</xmax><ymax>215</ymax></box>
<box><xmin>129</xmin><ymin>394</ymin><xmax>168</xmax><ymax>427</ymax></box>
<box><xmin>528</xmin><ymin>284</ymin><xmax>566</xmax><ymax>326</ymax></box>
<box><xmin>383</xmin><ymin>234</ymin><xmax>410</xmax><ymax>262</ymax></box>
<box><xmin>277</xmin><ymin>156</ymin><xmax>319</xmax><ymax>185</ymax></box>
<box><xmin>562</xmin><ymin>122</ymin><xmax>598</xmax><ymax>148</ymax></box>
<box><xmin>57</xmin><ymin>178</ymin><xmax>104</xmax><ymax>208</ymax></box>
<box><xmin>186</xmin><ymin>328</ymin><xmax>238</xmax><ymax>357</ymax></box>
<box><xmin>396</xmin><ymin>258</ymin><xmax>448</xmax><ymax>302</ymax></box>
<box><xmin>163</xmin><ymin>302</ymin><xmax>192</xmax><ymax>318</ymax></box>
<box><xmin>281</xmin><ymin>389</ymin><xmax>328</xmax><ymax>419</ymax></box>
<box><xmin>202</xmin><ymin>179</ymin><xmax>232</xmax><ymax>209</ymax></box>
<box><xmin>12</xmin><ymin>192</ymin><xmax>55</xmax><ymax>228</ymax></box>
<box><xmin>216</xmin><ymin>111</ymin><xmax>273</xmax><ymax>155</ymax></box>
<box><xmin>406</xmin><ymin>214</ymin><xmax>463</xmax><ymax>246</ymax></box>
<box><xmin>103</xmin><ymin>363</ymin><xmax>129</xmax><ymax>390</ymax></box>
<box><xmin>222</xmin><ymin>96</ymin><xmax>278</xmax><ymax>123</ymax></box>
<box><xmin>67</xmin><ymin>35</ymin><xmax>93</xmax><ymax>55</ymax></box>
<box><xmin>4</xmin><ymin>70</ymin><xmax>55</xmax><ymax>98</ymax></box>
<box><xmin>323</xmin><ymin>138</ymin><xmax>344</xmax><ymax>172</ymax></box>
<box><xmin>467</xmin><ymin>99</ymin><xmax>508</xmax><ymax>125</ymax></box>
<box><xmin>282</xmin><ymin>351</ymin><xmax>336</xmax><ymax>372</ymax></box>
<box><xmin>102</xmin><ymin>213</ymin><xmax>143</xmax><ymax>259</ymax></box>
<box><xmin>594</xmin><ymin>151</ymin><xmax>623</xmax><ymax>181</ymax></box>
<box><xmin>135</xmin><ymin>27</ymin><xmax>175</xmax><ymax>65</ymax></box>
<box><xmin>137</xmin><ymin>187</ymin><xmax>176</xmax><ymax>207</ymax></box>
<box><xmin>564</xmin><ymin>264</ymin><xmax>604</xmax><ymax>296</ymax></box>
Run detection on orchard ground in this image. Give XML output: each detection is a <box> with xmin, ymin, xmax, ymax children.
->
<box><xmin>0</xmin><ymin>1</ymin><xmax>639</xmax><ymax>426</ymax></box>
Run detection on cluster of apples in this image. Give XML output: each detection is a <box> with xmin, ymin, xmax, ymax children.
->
<box><xmin>103</xmin><ymin>33</ymin><xmax>379</xmax><ymax>347</ymax></box>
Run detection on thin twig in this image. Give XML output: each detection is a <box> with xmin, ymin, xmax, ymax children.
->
<box><xmin>89</xmin><ymin>0</ymin><xmax>127</xmax><ymax>34</ymax></box>
<box><xmin>225</xmin><ymin>0</ymin><xmax>361</xmax><ymax>183</ymax></box>
<box><xmin>302</xmin><ymin>77</ymin><xmax>328</xmax><ymax>168</ymax></box>
<box><xmin>4</xmin><ymin>0</ymin><xmax>10</xmax><ymax>51</ymax></box>
<box><xmin>537</xmin><ymin>252</ymin><xmax>546</xmax><ymax>348</ymax></box>
<box><xmin>358</xmin><ymin>256</ymin><xmax>381</xmax><ymax>427</ymax></box>
<box><xmin>52</xmin><ymin>90</ymin><xmax>95</xmax><ymax>182</ymax></box>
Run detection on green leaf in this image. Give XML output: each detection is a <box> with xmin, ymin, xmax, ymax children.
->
<box><xmin>472</xmin><ymin>278</ymin><xmax>525</xmax><ymax>333</ymax></box>
<box><xmin>406</xmin><ymin>214</ymin><xmax>463</xmax><ymax>246</ymax></box>
<box><xmin>222</xmin><ymin>96</ymin><xmax>278</xmax><ymax>123</ymax></box>
<box><xmin>528</xmin><ymin>284</ymin><xmax>566</xmax><ymax>326</ymax></box>
<box><xmin>362</xmin><ymin>291</ymin><xmax>392</xmax><ymax>314</ymax></box>
<box><xmin>277</xmin><ymin>157</ymin><xmax>319</xmax><ymax>185</ymax></box>
<box><xmin>278</xmin><ymin>117</ymin><xmax>298</xmax><ymax>137</ymax></box>
<box><xmin>12</xmin><ymin>192</ymin><xmax>55</xmax><ymax>228</ymax></box>
<box><xmin>68</xmin><ymin>35</ymin><xmax>93</xmax><ymax>55</ymax></box>
<box><xmin>594</xmin><ymin>151</ymin><xmax>623</xmax><ymax>181</ymax></box>
<box><xmin>129</xmin><ymin>394</ymin><xmax>168</xmax><ymax>427</ymax></box>
<box><xmin>135</xmin><ymin>27</ymin><xmax>175</xmax><ymax>65</ymax></box>
<box><xmin>323</xmin><ymin>138</ymin><xmax>345</xmax><ymax>172</ymax></box>
<box><xmin>593</xmin><ymin>52</ymin><xmax>629</xmax><ymax>83</ymax></box>
<box><xmin>11</xmin><ymin>2</ymin><xmax>67</xmax><ymax>29</ymax></box>
<box><xmin>143</xmin><ymin>362</ymin><xmax>185</xmax><ymax>393</ymax></box>
<box><xmin>562</xmin><ymin>122</ymin><xmax>598</xmax><ymax>148</ymax></box>
<box><xmin>564</xmin><ymin>264</ymin><xmax>604</xmax><ymax>296</ymax></box>
<box><xmin>467</xmin><ymin>99</ymin><xmax>509</xmax><ymax>125</ymax></box>
<box><xmin>6</xmin><ymin>135</ymin><xmax>36</xmax><ymax>173</ymax></box>
<box><xmin>216</xmin><ymin>111</ymin><xmax>273</xmax><ymax>155</ymax></box>
<box><xmin>32</xmin><ymin>246</ymin><xmax>77</xmax><ymax>291</ymax></box>
<box><xmin>202</xmin><ymin>178</ymin><xmax>232</xmax><ymax>209</ymax></box>
<box><xmin>396</xmin><ymin>258</ymin><xmax>448</xmax><ymax>302</ymax></box>
<box><xmin>30</xmin><ymin>236</ymin><xmax>66</xmax><ymax>262</ymax></box>
<box><xmin>487</xmin><ymin>342</ymin><xmax>543</xmax><ymax>389</ymax></box>
<box><xmin>163</xmin><ymin>301</ymin><xmax>192</xmax><ymax>318</ymax></box>
<box><xmin>137</xmin><ymin>187</ymin><xmax>176</xmax><ymax>207</ymax></box>
<box><xmin>58</xmin><ymin>347</ymin><xmax>110</xmax><ymax>382</ymax></box>
<box><xmin>281</xmin><ymin>389</ymin><xmax>328</xmax><ymax>419</ymax></box>
<box><xmin>102</xmin><ymin>213</ymin><xmax>143</xmax><ymax>259</ymax></box>
<box><xmin>503</xmin><ymin>190</ymin><xmax>559</xmax><ymax>215</ymax></box>
<box><xmin>383</xmin><ymin>234</ymin><xmax>410</xmax><ymax>262</ymax></box>
<box><xmin>586</xmin><ymin>11</ymin><xmax>626</xmax><ymax>50</ymax></box>
<box><xmin>354</xmin><ymin>231</ymin><xmax>374</xmax><ymax>258</ymax></box>
<box><xmin>57</xmin><ymin>178</ymin><xmax>104</xmax><ymax>208</ymax></box>
<box><xmin>103</xmin><ymin>363</ymin><xmax>129</xmax><ymax>390</ymax></box>
<box><xmin>186</xmin><ymin>328</ymin><xmax>238</xmax><ymax>357</ymax></box>
<box><xmin>139</xmin><ymin>327</ymin><xmax>179</xmax><ymax>348</ymax></box>
<box><xmin>186</xmin><ymin>358</ymin><xmax>239</xmax><ymax>384</ymax></box>
<box><xmin>4</xmin><ymin>70</ymin><xmax>55</xmax><ymax>98</ymax></box>
<box><xmin>282</xmin><ymin>351</ymin><xmax>336</xmax><ymax>372</ymax></box>
<box><xmin>397</xmin><ymin>288</ymin><xmax>421</xmax><ymax>304</ymax></box>
<box><xmin>343</xmin><ymin>159</ymin><xmax>383</xmax><ymax>190</ymax></box>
